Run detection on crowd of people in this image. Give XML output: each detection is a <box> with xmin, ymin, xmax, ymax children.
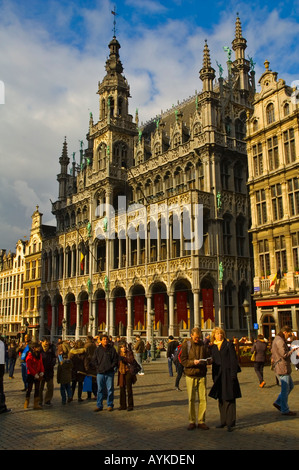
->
<box><xmin>0</xmin><ymin>333</ymin><xmax>142</xmax><ymax>413</ymax></box>
<box><xmin>0</xmin><ymin>326</ymin><xmax>298</xmax><ymax>432</ymax></box>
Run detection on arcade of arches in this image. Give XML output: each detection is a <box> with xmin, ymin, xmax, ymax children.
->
<box><xmin>40</xmin><ymin>278</ymin><xmax>217</xmax><ymax>341</ymax></box>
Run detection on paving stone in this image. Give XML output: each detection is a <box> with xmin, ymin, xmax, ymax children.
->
<box><xmin>1</xmin><ymin>359</ymin><xmax>299</xmax><ymax>451</ymax></box>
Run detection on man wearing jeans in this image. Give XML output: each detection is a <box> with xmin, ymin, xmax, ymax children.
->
<box><xmin>271</xmin><ymin>326</ymin><xmax>299</xmax><ymax>416</ymax></box>
<box><xmin>93</xmin><ymin>334</ymin><xmax>118</xmax><ymax>412</ymax></box>
<box><xmin>180</xmin><ymin>328</ymin><xmax>211</xmax><ymax>430</ymax></box>
<box><xmin>134</xmin><ymin>335</ymin><xmax>145</xmax><ymax>375</ymax></box>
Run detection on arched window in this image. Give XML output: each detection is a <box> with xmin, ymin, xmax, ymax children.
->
<box><xmin>98</xmin><ymin>143</ymin><xmax>107</xmax><ymax>170</ymax></box>
<box><xmin>235</xmin><ymin>112</ymin><xmax>246</xmax><ymax>140</ymax></box>
<box><xmin>224</xmin><ymin>281</ymin><xmax>234</xmax><ymax>329</ymax></box>
<box><xmin>283</xmin><ymin>102</ymin><xmax>290</xmax><ymax>117</ymax></box>
<box><xmin>221</xmin><ymin>161</ymin><xmax>230</xmax><ymax>190</ymax></box>
<box><xmin>113</xmin><ymin>141</ymin><xmax>128</xmax><ymax>167</ymax></box>
<box><xmin>223</xmin><ymin>214</ymin><xmax>232</xmax><ymax>254</ymax></box>
<box><xmin>173</xmin><ymin>133</ymin><xmax>181</xmax><ymax>148</ymax></box>
<box><xmin>266</xmin><ymin>103</ymin><xmax>275</xmax><ymax>124</ymax></box>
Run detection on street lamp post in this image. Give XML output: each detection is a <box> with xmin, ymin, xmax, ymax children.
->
<box><xmin>243</xmin><ymin>299</ymin><xmax>251</xmax><ymax>341</ymax></box>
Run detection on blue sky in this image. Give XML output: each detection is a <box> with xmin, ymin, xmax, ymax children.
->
<box><xmin>1</xmin><ymin>0</ymin><xmax>299</xmax><ymax>251</ymax></box>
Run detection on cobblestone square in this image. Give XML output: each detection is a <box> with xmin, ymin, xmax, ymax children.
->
<box><xmin>1</xmin><ymin>359</ymin><xmax>299</xmax><ymax>452</ymax></box>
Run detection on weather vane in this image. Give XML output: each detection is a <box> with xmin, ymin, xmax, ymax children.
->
<box><xmin>111</xmin><ymin>6</ymin><xmax>118</xmax><ymax>37</ymax></box>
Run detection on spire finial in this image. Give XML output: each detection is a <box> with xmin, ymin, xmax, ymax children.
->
<box><xmin>235</xmin><ymin>13</ymin><xmax>243</xmax><ymax>39</ymax></box>
<box><xmin>203</xmin><ymin>40</ymin><xmax>212</xmax><ymax>68</ymax></box>
<box><xmin>111</xmin><ymin>6</ymin><xmax>118</xmax><ymax>37</ymax></box>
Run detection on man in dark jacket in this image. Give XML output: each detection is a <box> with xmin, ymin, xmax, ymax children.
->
<box><xmin>39</xmin><ymin>338</ymin><xmax>56</xmax><ymax>406</ymax></box>
<box><xmin>167</xmin><ymin>336</ymin><xmax>179</xmax><ymax>377</ymax></box>
<box><xmin>93</xmin><ymin>334</ymin><xmax>118</xmax><ymax>412</ymax></box>
<box><xmin>180</xmin><ymin>327</ymin><xmax>211</xmax><ymax>430</ymax></box>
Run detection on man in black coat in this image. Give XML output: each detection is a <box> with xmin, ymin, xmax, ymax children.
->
<box><xmin>93</xmin><ymin>334</ymin><xmax>118</xmax><ymax>412</ymax></box>
<box><xmin>166</xmin><ymin>336</ymin><xmax>179</xmax><ymax>377</ymax></box>
<box><xmin>39</xmin><ymin>337</ymin><xmax>56</xmax><ymax>406</ymax></box>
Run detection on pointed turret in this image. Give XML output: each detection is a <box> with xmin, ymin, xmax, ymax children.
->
<box><xmin>199</xmin><ymin>40</ymin><xmax>215</xmax><ymax>92</ymax></box>
<box><xmin>57</xmin><ymin>137</ymin><xmax>70</xmax><ymax>201</ymax></box>
<box><xmin>232</xmin><ymin>13</ymin><xmax>247</xmax><ymax>60</ymax></box>
<box><xmin>232</xmin><ymin>14</ymin><xmax>250</xmax><ymax>92</ymax></box>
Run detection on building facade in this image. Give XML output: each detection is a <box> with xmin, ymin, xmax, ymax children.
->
<box><xmin>247</xmin><ymin>60</ymin><xmax>299</xmax><ymax>340</ymax></box>
<box><xmin>40</xmin><ymin>16</ymin><xmax>256</xmax><ymax>343</ymax></box>
<box><xmin>0</xmin><ymin>241</ymin><xmax>25</xmax><ymax>338</ymax></box>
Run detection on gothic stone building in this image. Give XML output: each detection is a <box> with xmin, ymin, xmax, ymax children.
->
<box><xmin>40</xmin><ymin>16</ymin><xmax>255</xmax><ymax>342</ymax></box>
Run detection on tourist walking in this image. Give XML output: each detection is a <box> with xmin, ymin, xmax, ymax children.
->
<box><xmin>251</xmin><ymin>334</ymin><xmax>267</xmax><ymax>387</ymax></box>
<box><xmin>7</xmin><ymin>340</ymin><xmax>18</xmax><ymax>379</ymax></box>
<box><xmin>208</xmin><ymin>327</ymin><xmax>241</xmax><ymax>432</ymax></box>
<box><xmin>134</xmin><ymin>335</ymin><xmax>145</xmax><ymax>375</ymax></box>
<box><xmin>93</xmin><ymin>334</ymin><xmax>118</xmax><ymax>412</ymax></box>
<box><xmin>271</xmin><ymin>325</ymin><xmax>299</xmax><ymax>416</ymax></box>
<box><xmin>180</xmin><ymin>327</ymin><xmax>211</xmax><ymax>430</ymax></box>
<box><xmin>117</xmin><ymin>342</ymin><xmax>139</xmax><ymax>411</ymax></box>
<box><xmin>57</xmin><ymin>342</ymin><xmax>73</xmax><ymax>405</ymax></box>
<box><xmin>167</xmin><ymin>335</ymin><xmax>179</xmax><ymax>377</ymax></box>
<box><xmin>24</xmin><ymin>342</ymin><xmax>44</xmax><ymax>410</ymax></box>
<box><xmin>17</xmin><ymin>335</ymin><xmax>31</xmax><ymax>392</ymax></box>
<box><xmin>39</xmin><ymin>337</ymin><xmax>56</xmax><ymax>406</ymax></box>
<box><xmin>84</xmin><ymin>336</ymin><xmax>97</xmax><ymax>400</ymax></box>
<box><xmin>0</xmin><ymin>336</ymin><xmax>11</xmax><ymax>414</ymax></box>
<box><xmin>69</xmin><ymin>340</ymin><xmax>86</xmax><ymax>402</ymax></box>
<box><xmin>173</xmin><ymin>341</ymin><xmax>184</xmax><ymax>391</ymax></box>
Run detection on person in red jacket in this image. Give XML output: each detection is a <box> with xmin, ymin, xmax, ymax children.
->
<box><xmin>24</xmin><ymin>342</ymin><xmax>44</xmax><ymax>410</ymax></box>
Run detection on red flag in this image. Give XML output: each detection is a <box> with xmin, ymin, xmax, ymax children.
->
<box><xmin>47</xmin><ymin>304</ymin><xmax>52</xmax><ymax>328</ymax></box>
<box><xmin>98</xmin><ymin>299</ymin><xmax>106</xmax><ymax>325</ymax></box>
<box><xmin>202</xmin><ymin>289</ymin><xmax>214</xmax><ymax>322</ymax></box>
<box><xmin>58</xmin><ymin>303</ymin><xmax>64</xmax><ymax>327</ymax></box>
<box><xmin>134</xmin><ymin>295</ymin><xmax>145</xmax><ymax>326</ymax></box>
<box><xmin>70</xmin><ymin>301</ymin><xmax>76</xmax><ymax>326</ymax></box>
<box><xmin>176</xmin><ymin>291</ymin><xmax>188</xmax><ymax>324</ymax></box>
<box><xmin>115</xmin><ymin>297</ymin><xmax>127</xmax><ymax>325</ymax></box>
<box><xmin>154</xmin><ymin>293</ymin><xmax>165</xmax><ymax>324</ymax></box>
<box><xmin>82</xmin><ymin>300</ymin><xmax>89</xmax><ymax>327</ymax></box>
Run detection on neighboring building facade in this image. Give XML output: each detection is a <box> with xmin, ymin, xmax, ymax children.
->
<box><xmin>40</xmin><ymin>16</ymin><xmax>256</xmax><ymax>342</ymax></box>
<box><xmin>0</xmin><ymin>207</ymin><xmax>56</xmax><ymax>341</ymax></box>
<box><xmin>247</xmin><ymin>60</ymin><xmax>299</xmax><ymax>340</ymax></box>
<box><xmin>0</xmin><ymin>241</ymin><xmax>25</xmax><ymax>338</ymax></box>
<box><xmin>22</xmin><ymin>206</ymin><xmax>50</xmax><ymax>341</ymax></box>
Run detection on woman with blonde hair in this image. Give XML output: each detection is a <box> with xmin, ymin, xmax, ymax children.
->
<box><xmin>208</xmin><ymin>327</ymin><xmax>241</xmax><ymax>432</ymax></box>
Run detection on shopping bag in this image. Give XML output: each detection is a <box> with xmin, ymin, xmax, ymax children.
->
<box><xmin>83</xmin><ymin>375</ymin><xmax>93</xmax><ymax>392</ymax></box>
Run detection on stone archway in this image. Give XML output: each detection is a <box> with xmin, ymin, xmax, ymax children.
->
<box><xmin>150</xmin><ymin>282</ymin><xmax>168</xmax><ymax>336</ymax></box>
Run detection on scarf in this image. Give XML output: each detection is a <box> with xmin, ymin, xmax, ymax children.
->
<box><xmin>214</xmin><ymin>340</ymin><xmax>224</xmax><ymax>350</ymax></box>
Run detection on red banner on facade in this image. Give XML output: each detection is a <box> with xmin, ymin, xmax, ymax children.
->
<box><xmin>176</xmin><ymin>291</ymin><xmax>188</xmax><ymax>324</ymax></box>
<box><xmin>115</xmin><ymin>297</ymin><xmax>127</xmax><ymax>326</ymax></box>
<box><xmin>58</xmin><ymin>303</ymin><xmax>64</xmax><ymax>327</ymax></box>
<box><xmin>47</xmin><ymin>304</ymin><xmax>52</xmax><ymax>328</ymax></box>
<box><xmin>82</xmin><ymin>300</ymin><xmax>89</xmax><ymax>327</ymax></box>
<box><xmin>134</xmin><ymin>295</ymin><xmax>145</xmax><ymax>326</ymax></box>
<box><xmin>98</xmin><ymin>299</ymin><xmax>106</xmax><ymax>325</ymax></box>
<box><xmin>202</xmin><ymin>289</ymin><xmax>214</xmax><ymax>322</ymax></box>
<box><xmin>154</xmin><ymin>293</ymin><xmax>165</xmax><ymax>324</ymax></box>
<box><xmin>70</xmin><ymin>302</ymin><xmax>76</xmax><ymax>326</ymax></box>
